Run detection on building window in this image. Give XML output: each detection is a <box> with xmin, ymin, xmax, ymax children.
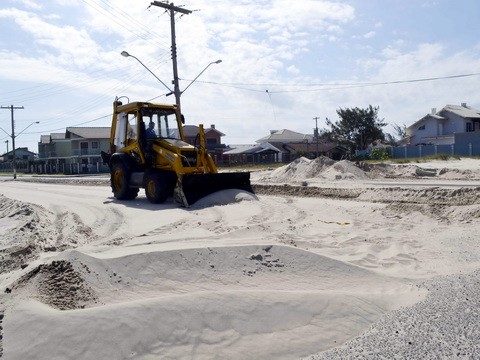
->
<box><xmin>92</xmin><ymin>141</ymin><xmax>99</xmax><ymax>149</ymax></box>
<box><xmin>80</xmin><ymin>142</ymin><xmax>88</xmax><ymax>155</ymax></box>
<box><xmin>207</xmin><ymin>138</ymin><xmax>217</xmax><ymax>145</ymax></box>
<box><xmin>418</xmin><ymin>125</ymin><xmax>425</xmax><ymax>130</ymax></box>
<box><xmin>466</xmin><ymin>123</ymin><xmax>473</xmax><ymax>132</ymax></box>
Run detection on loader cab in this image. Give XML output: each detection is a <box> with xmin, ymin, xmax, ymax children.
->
<box><xmin>140</xmin><ymin>107</ymin><xmax>181</xmax><ymax>141</ymax></box>
<box><xmin>112</xmin><ymin>103</ymin><xmax>184</xmax><ymax>163</ymax></box>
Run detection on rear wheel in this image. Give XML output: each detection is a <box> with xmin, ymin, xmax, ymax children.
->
<box><xmin>111</xmin><ymin>162</ymin><xmax>138</xmax><ymax>200</ymax></box>
<box><xmin>144</xmin><ymin>172</ymin><xmax>170</xmax><ymax>204</ymax></box>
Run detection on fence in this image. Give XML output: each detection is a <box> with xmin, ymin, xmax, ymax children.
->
<box><xmin>0</xmin><ymin>160</ymin><xmax>29</xmax><ymax>173</ymax></box>
<box><xmin>377</xmin><ymin>143</ymin><xmax>480</xmax><ymax>159</ymax></box>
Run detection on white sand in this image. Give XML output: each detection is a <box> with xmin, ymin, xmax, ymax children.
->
<box><xmin>0</xmin><ymin>158</ymin><xmax>479</xmax><ymax>359</ymax></box>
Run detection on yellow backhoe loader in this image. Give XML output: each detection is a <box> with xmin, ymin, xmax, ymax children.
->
<box><xmin>101</xmin><ymin>98</ymin><xmax>253</xmax><ymax>206</ymax></box>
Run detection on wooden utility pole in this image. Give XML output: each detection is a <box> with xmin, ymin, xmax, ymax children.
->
<box><xmin>150</xmin><ymin>2</ymin><xmax>192</xmax><ymax>113</ymax></box>
<box><xmin>313</xmin><ymin>116</ymin><xmax>320</xmax><ymax>157</ymax></box>
<box><xmin>1</xmin><ymin>105</ymin><xmax>24</xmax><ymax>179</ymax></box>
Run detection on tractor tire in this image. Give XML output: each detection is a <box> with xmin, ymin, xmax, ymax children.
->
<box><xmin>144</xmin><ymin>172</ymin><xmax>169</xmax><ymax>204</ymax></box>
<box><xmin>111</xmin><ymin>162</ymin><xmax>138</xmax><ymax>200</ymax></box>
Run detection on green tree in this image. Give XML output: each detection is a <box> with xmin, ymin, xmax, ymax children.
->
<box><xmin>325</xmin><ymin>105</ymin><xmax>386</xmax><ymax>153</ymax></box>
<box><xmin>392</xmin><ymin>123</ymin><xmax>407</xmax><ymax>139</ymax></box>
<box><xmin>385</xmin><ymin>123</ymin><xmax>407</xmax><ymax>146</ymax></box>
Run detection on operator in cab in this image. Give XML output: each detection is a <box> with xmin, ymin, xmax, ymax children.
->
<box><xmin>146</xmin><ymin>121</ymin><xmax>156</xmax><ymax>138</ymax></box>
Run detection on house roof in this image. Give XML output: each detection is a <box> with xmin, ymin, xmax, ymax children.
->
<box><xmin>51</xmin><ymin>133</ymin><xmax>66</xmax><ymax>140</ymax></box>
<box><xmin>407</xmin><ymin>113</ymin><xmax>446</xmax><ymax>129</ymax></box>
<box><xmin>65</xmin><ymin>127</ymin><xmax>111</xmax><ymax>139</ymax></box>
<box><xmin>281</xmin><ymin>142</ymin><xmax>340</xmax><ymax>153</ymax></box>
<box><xmin>223</xmin><ymin>144</ymin><xmax>260</xmax><ymax>155</ymax></box>
<box><xmin>223</xmin><ymin>142</ymin><xmax>281</xmax><ymax>155</ymax></box>
<box><xmin>183</xmin><ymin>125</ymin><xmax>225</xmax><ymax>137</ymax></box>
<box><xmin>256</xmin><ymin>129</ymin><xmax>313</xmax><ymax>143</ymax></box>
<box><xmin>40</xmin><ymin>133</ymin><xmax>66</xmax><ymax>144</ymax></box>
<box><xmin>440</xmin><ymin>104</ymin><xmax>480</xmax><ymax>119</ymax></box>
<box><xmin>3</xmin><ymin>147</ymin><xmax>36</xmax><ymax>156</ymax></box>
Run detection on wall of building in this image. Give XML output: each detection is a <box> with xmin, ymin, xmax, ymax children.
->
<box><xmin>442</xmin><ymin>112</ymin><xmax>467</xmax><ymax>134</ymax></box>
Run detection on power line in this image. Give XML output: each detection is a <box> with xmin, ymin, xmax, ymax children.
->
<box><xmin>80</xmin><ymin>0</ymin><xmax>171</xmax><ymax>50</ymax></box>
<box><xmin>184</xmin><ymin>71</ymin><xmax>480</xmax><ymax>93</ymax></box>
<box><xmin>265</xmin><ymin>90</ymin><xmax>277</xmax><ymax>122</ymax></box>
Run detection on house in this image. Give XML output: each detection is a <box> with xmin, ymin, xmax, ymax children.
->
<box><xmin>222</xmin><ymin>143</ymin><xmax>282</xmax><ymax>164</ymax></box>
<box><xmin>181</xmin><ymin>124</ymin><xmax>228</xmax><ymax>163</ymax></box>
<box><xmin>0</xmin><ymin>147</ymin><xmax>37</xmax><ymax>173</ymax></box>
<box><xmin>182</xmin><ymin>124</ymin><xmax>226</xmax><ymax>150</ymax></box>
<box><xmin>1</xmin><ymin>147</ymin><xmax>36</xmax><ymax>161</ymax></box>
<box><xmin>222</xmin><ymin>129</ymin><xmax>347</xmax><ymax>165</ymax></box>
<box><xmin>36</xmin><ymin>127</ymin><xmax>111</xmax><ymax>174</ymax></box>
<box><xmin>406</xmin><ymin>103</ymin><xmax>480</xmax><ymax>146</ymax></box>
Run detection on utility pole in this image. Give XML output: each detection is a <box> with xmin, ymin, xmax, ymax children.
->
<box><xmin>150</xmin><ymin>1</ymin><xmax>192</xmax><ymax>113</ymax></box>
<box><xmin>313</xmin><ymin>116</ymin><xmax>320</xmax><ymax>157</ymax></box>
<box><xmin>1</xmin><ymin>105</ymin><xmax>24</xmax><ymax>179</ymax></box>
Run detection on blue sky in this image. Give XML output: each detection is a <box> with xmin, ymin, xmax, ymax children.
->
<box><xmin>1</xmin><ymin>0</ymin><xmax>479</xmax><ymax>153</ymax></box>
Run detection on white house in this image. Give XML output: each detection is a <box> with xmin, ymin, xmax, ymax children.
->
<box><xmin>406</xmin><ymin>103</ymin><xmax>480</xmax><ymax>146</ymax></box>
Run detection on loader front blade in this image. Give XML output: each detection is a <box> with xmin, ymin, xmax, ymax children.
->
<box><xmin>175</xmin><ymin>172</ymin><xmax>253</xmax><ymax>206</ymax></box>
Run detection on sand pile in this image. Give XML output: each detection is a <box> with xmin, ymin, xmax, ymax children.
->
<box><xmin>263</xmin><ymin>156</ymin><xmax>369</xmax><ymax>183</ymax></box>
<box><xmin>5</xmin><ymin>246</ymin><xmax>422</xmax><ymax>359</ymax></box>
<box><xmin>11</xmin><ymin>260</ymin><xmax>98</xmax><ymax>310</ymax></box>
<box><xmin>254</xmin><ymin>156</ymin><xmax>479</xmax><ymax>184</ymax></box>
<box><xmin>0</xmin><ymin>195</ymin><xmax>95</xmax><ymax>274</ymax></box>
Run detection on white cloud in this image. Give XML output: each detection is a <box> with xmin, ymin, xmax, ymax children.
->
<box><xmin>286</xmin><ymin>65</ymin><xmax>300</xmax><ymax>75</ymax></box>
<box><xmin>363</xmin><ymin>31</ymin><xmax>375</xmax><ymax>39</ymax></box>
<box><xmin>13</xmin><ymin>0</ymin><xmax>41</xmax><ymax>10</ymax></box>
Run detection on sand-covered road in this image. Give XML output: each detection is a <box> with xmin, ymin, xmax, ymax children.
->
<box><xmin>1</xmin><ymin>157</ymin><xmax>480</xmax><ymax>359</ymax></box>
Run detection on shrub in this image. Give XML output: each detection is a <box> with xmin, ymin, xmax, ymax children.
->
<box><xmin>370</xmin><ymin>148</ymin><xmax>390</xmax><ymax>160</ymax></box>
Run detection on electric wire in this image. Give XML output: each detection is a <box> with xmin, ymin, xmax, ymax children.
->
<box><xmin>80</xmin><ymin>0</ymin><xmax>171</xmax><ymax>50</ymax></box>
<box><xmin>186</xmin><ymin>72</ymin><xmax>480</xmax><ymax>93</ymax></box>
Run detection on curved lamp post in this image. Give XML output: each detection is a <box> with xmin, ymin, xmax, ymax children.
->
<box><xmin>121</xmin><ymin>51</ymin><xmax>173</xmax><ymax>93</ymax></box>
<box><xmin>121</xmin><ymin>51</ymin><xmax>221</xmax><ymax>112</ymax></box>
<box><xmin>179</xmin><ymin>60</ymin><xmax>222</xmax><ymax>95</ymax></box>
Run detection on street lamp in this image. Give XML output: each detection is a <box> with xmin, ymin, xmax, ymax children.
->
<box><xmin>17</xmin><ymin>121</ymin><xmax>40</xmax><ymax>137</ymax></box>
<box><xmin>121</xmin><ymin>51</ymin><xmax>222</xmax><ymax>112</ymax></box>
<box><xmin>0</xmin><ymin>121</ymin><xmax>39</xmax><ymax>179</ymax></box>
<box><xmin>179</xmin><ymin>60</ymin><xmax>222</xmax><ymax>95</ymax></box>
<box><xmin>121</xmin><ymin>51</ymin><xmax>173</xmax><ymax>94</ymax></box>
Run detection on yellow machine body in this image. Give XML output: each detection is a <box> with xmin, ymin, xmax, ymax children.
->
<box><xmin>102</xmin><ymin>100</ymin><xmax>252</xmax><ymax>206</ymax></box>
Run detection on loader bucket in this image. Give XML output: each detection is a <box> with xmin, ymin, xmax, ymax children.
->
<box><xmin>175</xmin><ymin>172</ymin><xmax>253</xmax><ymax>206</ymax></box>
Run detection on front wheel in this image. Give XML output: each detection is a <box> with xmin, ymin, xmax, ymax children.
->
<box><xmin>111</xmin><ymin>162</ymin><xmax>138</xmax><ymax>200</ymax></box>
<box><xmin>144</xmin><ymin>172</ymin><xmax>170</xmax><ymax>204</ymax></box>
